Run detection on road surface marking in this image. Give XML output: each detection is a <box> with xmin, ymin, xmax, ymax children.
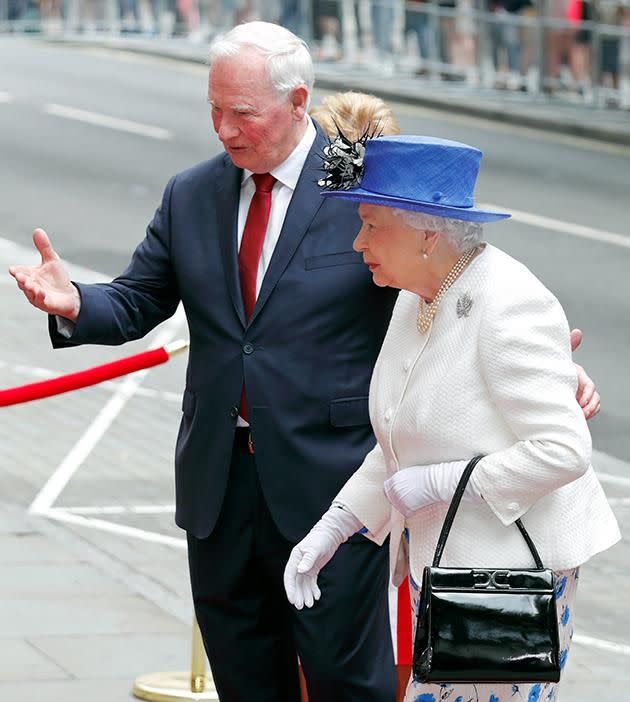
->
<box><xmin>64</xmin><ymin>504</ymin><xmax>175</xmax><ymax>515</ymax></box>
<box><xmin>598</xmin><ymin>472</ymin><xmax>630</xmax><ymax>488</ymax></box>
<box><xmin>481</xmin><ymin>203</ymin><xmax>630</xmax><ymax>249</ymax></box>
<box><xmin>44</xmin><ymin>103</ymin><xmax>172</xmax><ymax>140</ymax></box>
<box><xmin>29</xmin><ymin>305</ymin><xmax>186</xmax><ymax>514</ymax></box>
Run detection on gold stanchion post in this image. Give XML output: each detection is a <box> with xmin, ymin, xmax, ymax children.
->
<box><xmin>132</xmin><ymin>616</ymin><xmax>219</xmax><ymax>701</ymax></box>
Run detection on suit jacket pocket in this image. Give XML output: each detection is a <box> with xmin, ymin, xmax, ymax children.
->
<box><xmin>305</xmin><ymin>251</ymin><xmax>363</xmax><ymax>270</ymax></box>
<box><xmin>330</xmin><ymin>396</ymin><xmax>370</xmax><ymax>427</ymax></box>
<box><xmin>182</xmin><ymin>388</ymin><xmax>197</xmax><ymax>417</ymax></box>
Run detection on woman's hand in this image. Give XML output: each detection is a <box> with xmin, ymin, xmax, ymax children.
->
<box><xmin>284</xmin><ymin>506</ymin><xmax>362</xmax><ymax>609</ymax></box>
<box><xmin>383</xmin><ymin>460</ymin><xmax>482</xmax><ymax>518</ymax></box>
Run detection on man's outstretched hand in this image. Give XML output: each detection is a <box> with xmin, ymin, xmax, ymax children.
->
<box><xmin>8</xmin><ymin>228</ymin><xmax>80</xmax><ymax>321</ymax></box>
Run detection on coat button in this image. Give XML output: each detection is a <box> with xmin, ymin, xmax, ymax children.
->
<box><xmin>243</xmin><ymin>343</ymin><xmax>254</xmax><ymax>355</ymax></box>
<box><xmin>384</xmin><ymin>409</ymin><xmax>393</xmax><ymax>422</ymax></box>
<box><xmin>230</xmin><ymin>406</ymin><xmax>239</xmax><ymax>419</ymax></box>
<box><xmin>508</xmin><ymin>502</ymin><xmax>519</xmax><ymax>512</ymax></box>
<box><xmin>403</xmin><ymin>359</ymin><xmax>411</xmax><ymax>372</ymax></box>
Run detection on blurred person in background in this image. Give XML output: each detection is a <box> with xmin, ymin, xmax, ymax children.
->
<box><xmin>38</xmin><ymin>0</ymin><xmax>63</xmax><ymax>32</ymax></box>
<box><xmin>312</xmin><ymin>0</ymin><xmax>342</xmax><ymax>59</ymax></box>
<box><xmin>370</xmin><ymin>0</ymin><xmax>397</xmax><ymax>65</ymax></box>
<box><xmin>545</xmin><ymin>0</ymin><xmax>576</xmax><ymax>90</ymax></box>
<box><xmin>567</xmin><ymin>0</ymin><xmax>593</xmax><ymax>93</ymax></box>
<box><xmin>279</xmin><ymin>0</ymin><xmax>303</xmax><ymax>35</ymax></box>
<box><xmin>489</xmin><ymin>0</ymin><xmax>533</xmax><ymax>88</ymax></box>
<box><xmin>595</xmin><ymin>0</ymin><xmax>630</xmax><ymax>104</ymax></box>
<box><xmin>406</xmin><ymin>0</ymin><xmax>434</xmax><ymax>75</ymax></box>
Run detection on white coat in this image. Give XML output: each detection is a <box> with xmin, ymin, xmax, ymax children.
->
<box><xmin>335</xmin><ymin>244</ymin><xmax>620</xmax><ymax>585</ymax></box>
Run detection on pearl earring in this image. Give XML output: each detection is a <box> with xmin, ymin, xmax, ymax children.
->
<box><xmin>422</xmin><ymin>251</ymin><xmax>429</xmax><ymax>260</ymax></box>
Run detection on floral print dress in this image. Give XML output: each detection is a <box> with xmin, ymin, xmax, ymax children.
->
<box><xmin>404</xmin><ymin>568</ymin><xmax>579</xmax><ymax>702</ymax></box>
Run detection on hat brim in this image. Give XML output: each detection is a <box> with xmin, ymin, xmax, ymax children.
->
<box><xmin>321</xmin><ymin>187</ymin><xmax>511</xmax><ymax>223</ymax></box>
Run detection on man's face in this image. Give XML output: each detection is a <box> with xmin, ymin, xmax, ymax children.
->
<box><xmin>208</xmin><ymin>48</ymin><xmax>307</xmax><ymax>173</ymax></box>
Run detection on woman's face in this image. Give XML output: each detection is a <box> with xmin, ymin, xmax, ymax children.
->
<box><xmin>353</xmin><ymin>203</ymin><xmax>423</xmax><ymax>291</ymax></box>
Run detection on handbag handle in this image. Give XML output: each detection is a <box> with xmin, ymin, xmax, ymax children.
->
<box><xmin>432</xmin><ymin>455</ymin><xmax>544</xmax><ymax>569</ymax></box>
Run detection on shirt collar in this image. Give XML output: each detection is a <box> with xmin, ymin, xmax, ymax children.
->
<box><xmin>242</xmin><ymin>116</ymin><xmax>316</xmax><ymax>190</ymax></box>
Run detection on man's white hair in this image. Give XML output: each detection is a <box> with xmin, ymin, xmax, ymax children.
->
<box><xmin>209</xmin><ymin>21</ymin><xmax>314</xmax><ymax>103</ymax></box>
<box><xmin>392</xmin><ymin>208</ymin><xmax>484</xmax><ymax>253</ymax></box>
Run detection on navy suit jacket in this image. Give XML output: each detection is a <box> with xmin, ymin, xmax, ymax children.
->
<box><xmin>51</xmin><ymin>126</ymin><xmax>398</xmax><ymax>541</ymax></box>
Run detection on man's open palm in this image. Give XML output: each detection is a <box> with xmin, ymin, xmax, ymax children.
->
<box><xmin>8</xmin><ymin>228</ymin><xmax>80</xmax><ymax>320</ymax></box>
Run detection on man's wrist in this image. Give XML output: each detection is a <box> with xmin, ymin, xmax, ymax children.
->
<box><xmin>68</xmin><ymin>285</ymin><xmax>81</xmax><ymax>322</ymax></box>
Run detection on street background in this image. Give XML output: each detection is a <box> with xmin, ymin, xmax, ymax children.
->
<box><xmin>0</xmin><ymin>28</ymin><xmax>629</xmax><ymax>702</ymax></box>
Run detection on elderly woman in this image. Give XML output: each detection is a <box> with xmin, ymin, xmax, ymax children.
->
<box><xmin>284</xmin><ymin>135</ymin><xmax>620</xmax><ymax>702</ymax></box>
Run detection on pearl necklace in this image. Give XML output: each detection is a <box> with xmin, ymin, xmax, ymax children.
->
<box><xmin>417</xmin><ymin>246</ymin><xmax>478</xmax><ymax>334</ymax></box>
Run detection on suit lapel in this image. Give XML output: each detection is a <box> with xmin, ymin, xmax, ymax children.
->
<box><xmin>249</xmin><ymin>128</ymin><xmax>328</xmax><ymax>326</ymax></box>
<box><xmin>216</xmin><ymin>155</ymin><xmax>247</xmax><ymax>328</ymax></box>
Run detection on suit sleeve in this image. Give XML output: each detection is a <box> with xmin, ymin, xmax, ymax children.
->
<box><xmin>333</xmin><ymin>442</ymin><xmax>392</xmax><ymax>545</ymax></box>
<box><xmin>50</xmin><ymin>177</ymin><xmax>180</xmax><ymax>348</ymax></box>
<box><xmin>471</xmin><ymin>287</ymin><xmax>592</xmax><ymax>525</ymax></box>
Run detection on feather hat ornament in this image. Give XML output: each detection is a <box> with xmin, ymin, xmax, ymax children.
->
<box><xmin>317</xmin><ymin>122</ymin><xmax>383</xmax><ymax>191</ymax></box>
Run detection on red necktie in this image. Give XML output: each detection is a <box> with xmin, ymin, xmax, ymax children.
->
<box><xmin>238</xmin><ymin>172</ymin><xmax>276</xmax><ymax>422</ymax></box>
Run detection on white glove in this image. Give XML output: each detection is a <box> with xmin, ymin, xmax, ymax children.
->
<box><xmin>383</xmin><ymin>460</ymin><xmax>483</xmax><ymax>518</ymax></box>
<box><xmin>284</xmin><ymin>505</ymin><xmax>362</xmax><ymax>610</ymax></box>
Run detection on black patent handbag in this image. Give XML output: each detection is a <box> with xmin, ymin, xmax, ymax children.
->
<box><xmin>412</xmin><ymin>455</ymin><xmax>561</xmax><ymax>684</ymax></box>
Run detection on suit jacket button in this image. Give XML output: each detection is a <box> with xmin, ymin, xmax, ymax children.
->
<box><xmin>243</xmin><ymin>343</ymin><xmax>254</xmax><ymax>355</ymax></box>
<box><xmin>230</xmin><ymin>406</ymin><xmax>239</xmax><ymax>419</ymax></box>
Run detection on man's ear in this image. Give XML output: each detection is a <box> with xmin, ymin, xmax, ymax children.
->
<box><xmin>290</xmin><ymin>85</ymin><xmax>309</xmax><ymax>120</ymax></box>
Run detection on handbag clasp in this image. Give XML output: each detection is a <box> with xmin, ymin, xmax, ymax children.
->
<box><xmin>472</xmin><ymin>569</ymin><xmax>511</xmax><ymax>589</ymax></box>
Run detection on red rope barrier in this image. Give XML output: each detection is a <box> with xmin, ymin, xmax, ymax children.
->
<box><xmin>0</xmin><ymin>345</ymin><xmax>181</xmax><ymax>407</ymax></box>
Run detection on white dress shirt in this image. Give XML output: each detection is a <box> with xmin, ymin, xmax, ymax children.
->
<box><xmin>237</xmin><ymin>117</ymin><xmax>316</xmax><ymax>300</ymax></box>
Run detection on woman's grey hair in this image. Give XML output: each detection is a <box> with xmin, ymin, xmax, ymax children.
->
<box><xmin>209</xmin><ymin>21</ymin><xmax>314</xmax><ymax>104</ymax></box>
<box><xmin>392</xmin><ymin>208</ymin><xmax>484</xmax><ymax>253</ymax></box>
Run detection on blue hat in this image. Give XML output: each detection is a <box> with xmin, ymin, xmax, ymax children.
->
<box><xmin>320</xmin><ymin>135</ymin><xmax>510</xmax><ymax>223</ymax></box>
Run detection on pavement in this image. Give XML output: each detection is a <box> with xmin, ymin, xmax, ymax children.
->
<box><xmin>1</xmin><ymin>36</ymin><xmax>630</xmax><ymax>702</ymax></box>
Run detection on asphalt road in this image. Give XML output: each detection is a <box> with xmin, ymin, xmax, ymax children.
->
<box><xmin>0</xmin><ymin>36</ymin><xmax>629</xmax><ymax>700</ymax></box>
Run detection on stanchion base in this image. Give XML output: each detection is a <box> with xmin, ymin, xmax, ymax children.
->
<box><xmin>132</xmin><ymin>672</ymin><xmax>219</xmax><ymax>701</ymax></box>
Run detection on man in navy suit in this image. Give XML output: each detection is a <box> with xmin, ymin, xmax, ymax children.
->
<box><xmin>9</xmin><ymin>21</ymin><xmax>399</xmax><ymax>702</ymax></box>
<box><xmin>9</xmin><ymin>20</ymin><xmax>599</xmax><ymax>702</ymax></box>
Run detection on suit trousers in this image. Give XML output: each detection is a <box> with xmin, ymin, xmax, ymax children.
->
<box><xmin>187</xmin><ymin>430</ymin><xmax>396</xmax><ymax>702</ymax></box>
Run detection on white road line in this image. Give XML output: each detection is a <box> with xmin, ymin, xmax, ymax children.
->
<box><xmin>0</xmin><ymin>91</ymin><xmax>12</xmax><ymax>103</ymax></box>
<box><xmin>29</xmin><ymin>305</ymin><xmax>186</xmax><ymax>514</ymax></box>
<box><xmin>481</xmin><ymin>203</ymin><xmax>630</xmax><ymax>249</ymax></box>
<box><xmin>598</xmin><ymin>472</ymin><xmax>630</xmax><ymax>489</ymax></box>
<box><xmin>43</xmin><ymin>103</ymin><xmax>172</xmax><ymax>140</ymax></box>
<box><xmin>573</xmin><ymin>633</ymin><xmax>630</xmax><ymax>656</ymax></box>
<box><xmin>64</xmin><ymin>504</ymin><xmax>175</xmax><ymax>515</ymax></box>
<box><xmin>45</xmin><ymin>508</ymin><xmax>186</xmax><ymax>548</ymax></box>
